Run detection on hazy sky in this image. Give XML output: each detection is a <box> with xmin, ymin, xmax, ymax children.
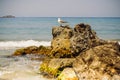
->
<box><xmin>0</xmin><ymin>0</ymin><xmax>120</xmax><ymax>17</ymax></box>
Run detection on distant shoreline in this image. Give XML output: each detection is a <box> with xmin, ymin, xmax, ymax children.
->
<box><xmin>0</xmin><ymin>16</ymin><xmax>120</xmax><ymax>18</ymax></box>
<box><xmin>0</xmin><ymin>15</ymin><xmax>15</xmax><ymax>18</ymax></box>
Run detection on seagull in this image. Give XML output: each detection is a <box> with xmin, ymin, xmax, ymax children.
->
<box><xmin>58</xmin><ymin>18</ymin><xmax>68</xmax><ymax>26</ymax></box>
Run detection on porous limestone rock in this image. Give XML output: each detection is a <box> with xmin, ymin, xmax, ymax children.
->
<box><xmin>73</xmin><ymin>43</ymin><xmax>120</xmax><ymax>80</ymax></box>
<box><xmin>50</xmin><ymin>26</ymin><xmax>73</xmax><ymax>58</ymax></box>
<box><xmin>70</xmin><ymin>23</ymin><xmax>107</xmax><ymax>54</ymax></box>
<box><xmin>40</xmin><ymin>23</ymin><xmax>120</xmax><ymax>79</ymax></box>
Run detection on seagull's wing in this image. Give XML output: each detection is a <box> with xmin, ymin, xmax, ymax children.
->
<box><xmin>60</xmin><ymin>20</ymin><xmax>68</xmax><ymax>23</ymax></box>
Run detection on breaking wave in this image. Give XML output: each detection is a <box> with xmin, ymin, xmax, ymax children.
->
<box><xmin>0</xmin><ymin>40</ymin><xmax>51</xmax><ymax>49</ymax></box>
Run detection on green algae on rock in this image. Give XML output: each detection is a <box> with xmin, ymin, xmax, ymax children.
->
<box><xmin>40</xmin><ymin>58</ymin><xmax>75</xmax><ymax>78</ymax></box>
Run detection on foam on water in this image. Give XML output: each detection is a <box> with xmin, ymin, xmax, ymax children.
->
<box><xmin>0</xmin><ymin>55</ymin><xmax>53</xmax><ymax>80</ymax></box>
<box><xmin>0</xmin><ymin>40</ymin><xmax>51</xmax><ymax>49</ymax></box>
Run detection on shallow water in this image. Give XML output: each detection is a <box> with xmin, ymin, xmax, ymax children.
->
<box><xmin>0</xmin><ymin>40</ymin><xmax>52</xmax><ymax>80</ymax></box>
<box><xmin>0</xmin><ymin>54</ymin><xmax>54</xmax><ymax>80</ymax></box>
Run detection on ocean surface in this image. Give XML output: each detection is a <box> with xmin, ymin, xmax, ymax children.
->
<box><xmin>0</xmin><ymin>17</ymin><xmax>120</xmax><ymax>80</ymax></box>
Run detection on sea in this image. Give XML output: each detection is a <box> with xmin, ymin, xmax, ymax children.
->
<box><xmin>0</xmin><ymin>17</ymin><xmax>120</xmax><ymax>80</ymax></box>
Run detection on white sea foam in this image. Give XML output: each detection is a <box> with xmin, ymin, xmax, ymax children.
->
<box><xmin>0</xmin><ymin>55</ymin><xmax>52</xmax><ymax>80</ymax></box>
<box><xmin>0</xmin><ymin>40</ymin><xmax>51</xmax><ymax>49</ymax></box>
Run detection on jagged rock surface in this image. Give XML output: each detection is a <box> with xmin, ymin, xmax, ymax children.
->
<box><xmin>12</xmin><ymin>23</ymin><xmax>120</xmax><ymax>80</ymax></box>
<box><xmin>40</xmin><ymin>23</ymin><xmax>120</xmax><ymax>79</ymax></box>
<box><xmin>73</xmin><ymin>43</ymin><xmax>120</xmax><ymax>80</ymax></box>
<box><xmin>70</xmin><ymin>23</ymin><xmax>107</xmax><ymax>54</ymax></box>
<box><xmin>50</xmin><ymin>26</ymin><xmax>73</xmax><ymax>58</ymax></box>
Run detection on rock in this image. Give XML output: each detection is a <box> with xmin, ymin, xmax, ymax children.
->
<box><xmin>40</xmin><ymin>58</ymin><xmax>75</xmax><ymax>77</ymax></box>
<box><xmin>13</xmin><ymin>48</ymin><xmax>26</xmax><ymax>56</ymax></box>
<box><xmin>13</xmin><ymin>46</ymin><xmax>39</xmax><ymax>56</ymax></box>
<box><xmin>50</xmin><ymin>26</ymin><xmax>74</xmax><ymax>58</ymax></box>
<box><xmin>73</xmin><ymin>43</ymin><xmax>120</xmax><ymax>80</ymax></box>
<box><xmin>1</xmin><ymin>15</ymin><xmax>15</xmax><ymax>18</ymax></box>
<box><xmin>57</xmin><ymin>68</ymin><xmax>78</xmax><ymax>80</ymax></box>
<box><xmin>70</xmin><ymin>23</ymin><xmax>108</xmax><ymax>55</ymax></box>
<box><xmin>51</xmin><ymin>23</ymin><xmax>117</xmax><ymax>57</ymax></box>
<box><xmin>13</xmin><ymin>46</ymin><xmax>52</xmax><ymax>56</ymax></box>
<box><xmin>38</xmin><ymin>46</ymin><xmax>52</xmax><ymax>56</ymax></box>
<box><xmin>39</xmin><ymin>23</ymin><xmax>120</xmax><ymax>79</ymax></box>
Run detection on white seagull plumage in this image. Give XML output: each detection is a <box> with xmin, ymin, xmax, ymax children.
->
<box><xmin>58</xmin><ymin>18</ymin><xmax>68</xmax><ymax>26</ymax></box>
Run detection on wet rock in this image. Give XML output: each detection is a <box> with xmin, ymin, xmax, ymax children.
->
<box><xmin>13</xmin><ymin>46</ymin><xmax>52</xmax><ymax>56</ymax></box>
<box><xmin>13</xmin><ymin>48</ymin><xmax>26</xmax><ymax>56</ymax></box>
<box><xmin>73</xmin><ymin>43</ymin><xmax>120</xmax><ymax>80</ymax></box>
<box><xmin>38</xmin><ymin>46</ymin><xmax>52</xmax><ymax>56</ymax></box>
<box><xmin>40</xmin><ymin>58</ymin><xmax>75</xmax><ymax>77</ymax></box>
<box><xmin>58</xmin><ymin>68</ymin><xmax>79</xmax><ymax>80</ymax></box>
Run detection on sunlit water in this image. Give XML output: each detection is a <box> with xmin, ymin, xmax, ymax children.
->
<box><xmin>0</xmin><ymin>53</ymin><xmax>53</xmax><ymax>80</ymax></box>
<box><xmin>0</xmin><ymin>41</ymin><xmax>52</xmax><ymax>80</ymax></box>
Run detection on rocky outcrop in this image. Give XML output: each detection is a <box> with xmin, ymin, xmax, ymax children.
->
<box><xmin>39</xmin><ymin>23</ymin><xmax>120</xmax><ymax>79</ymax></box>
<box><xmin>73</xmin><ymin>43</ymin><xmax>120</xmax><ymax>80</ymax></box>
<box><xmin>50</xmin><ymin>26</ymin><xmax>73</xmax><ymax>58</ymax></box>
<box><xmin>13</xmin><ymin>46</ymin><xmax>52</xmax><ymax>56</ymax></box>
<box><xmin>50</xmin><ymin>23</ymin><xmax>110</xmax><ymax>58</ymax></box>
<box><xmin>12</xmin><ymin>23</ymin><xmax>120</xmax><ymax>80</ymax></box>
<box><xmin>70</xmin><ymin>23</ymin><xmax>108</xmax><ymax>55</ymax></box>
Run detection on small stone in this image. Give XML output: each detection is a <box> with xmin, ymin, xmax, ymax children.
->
<box><xmin>58</xmin><ymin>68</ymin><xmax>78</xmax><ymax>80</ymax></box>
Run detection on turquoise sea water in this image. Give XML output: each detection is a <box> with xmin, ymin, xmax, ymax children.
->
<box><xmin>0</xmin><ymin>17</ymin><xmax>120</xmax><ymax>41</ymax></box>
<box><xmin>0</xmin><ymin>17</ymin><xmax>120</xmax><ymax>80</ymax></box>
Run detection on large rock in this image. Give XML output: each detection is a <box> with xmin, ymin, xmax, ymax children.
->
<box><xmin>39</xmin><ymin>23</ymin><xmax>120</xmax><ymax>79</ymax></box>
<box><xmin>70</xmin><ymin>23</ymin><xmax>107</xmax><ymax>54</ymax></box>
<box><xmin>12</xmin><ymin>23</ymin><xmax>120</xmax><ymax>80</ymax></box>
<box><xmin>50</xmin><ymin>26</ymin><xmax>73</xmax><ymax>58</ymax></box>
<box><xmin>73</xmin><ymin>43</ymin><xmax>120</xmax><ymax>80</ymax></box>
<box><xmin>51</xmin><ymin>23</ymin><xmax>109</xmax><ymax>58</ymax></box>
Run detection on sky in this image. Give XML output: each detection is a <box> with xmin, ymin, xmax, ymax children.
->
<box><xmin>0</xmin><ymin>0</ymin><xmax>120</xmax><ymax>17</ymax></box>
